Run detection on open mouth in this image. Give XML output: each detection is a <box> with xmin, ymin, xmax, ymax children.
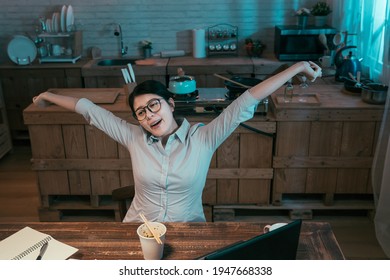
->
<box><xmin>150</xmin><ymin>119</ymin><xmax>162</xmax><ymax>128</ymax></box>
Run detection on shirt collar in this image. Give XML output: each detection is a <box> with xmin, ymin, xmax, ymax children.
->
<box><xmin>146</xmin><ymin>118</ymin><xmax>190</xmax><ymax>144</ymax></box>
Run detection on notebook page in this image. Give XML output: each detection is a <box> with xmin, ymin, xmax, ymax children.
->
<box><xmin>0</xmin><ymin>226</ymin><xmax>78</xmax><ymax>260</ymax></box>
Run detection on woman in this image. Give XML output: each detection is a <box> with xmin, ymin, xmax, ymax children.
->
<box><xmin>33</xmin><ymin>61</ymin><xmax>321</xmax><ymax>222</ymax></box>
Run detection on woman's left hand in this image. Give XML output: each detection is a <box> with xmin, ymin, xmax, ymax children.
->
<box><xmin>304</xmin><ymin>61</ymin><xmax>322</xmax><ymax>82</ymax></box>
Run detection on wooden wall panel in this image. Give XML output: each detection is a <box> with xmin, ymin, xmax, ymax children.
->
<box><xmin>37</xmin><ymin>171</ymin><xmax>70</xmax><ymax>195</ymax></box>
<box><xmin>217</xmin><ymin>134</ymin><xmax>239</xmax><ymax>204</ymax></box>
<box><xmin>203</xmin><ymin>179</ymin><xmax>217</xmax><ymax>205</ymax></box>
<box><xmin>86</xmin><ymin>126</ymin><xmax>120</xmax><ymax>195</ymax></box>
<box><xmin>62</xmin><ymin>125</ymin><xmax>91</xmax><ymax>195</ymax></box>
<box><xmin>341</xmin><ymin>122</ymin><xmax>376</xmax><ymax>156</ymax></box>
<box><xmin>239</xmin><ymin>180</ymin><xmax>269</xmax><ymax>204</ymax></box>
<box><xmin>29</xmin><ymin>125</ymin><xmax>70</xmax><ymax>197</ymax></box>
<box><xmin>306</xmin><ymin>169</ymin><xmax>337</xmax><ymax>193</ymax></box>
<box><xmin>336</xmin><ymin>169</ymin><xmax>370</xmax><ymax>193</ymax></box>
<box><xmin>274</xmin><ymin>168</ymin><xmax>307</xmax><ymax>194</ymax></box>
<box><xmin>276</xmin><ymin>122</ymin><xmax>310</xmax><ymax>156</ymax></box>
<box><xmin>309</xmin><ymin>122</ymin><xmax>342</xmax><ymax>156</ymax></box>
<box><xmin>118</xmin><ymin>144</ymin><xmax>134</xmax><ymax>188</ymax></box>
<box><xmin>239</xmin><ymin>133</ymin><xmax>272</xmax><ymax>204</ymax></box>
<box><xmin>29</xmin><ymin>125</ymin><xmax>65</xmax><ymax>158</ymax></box>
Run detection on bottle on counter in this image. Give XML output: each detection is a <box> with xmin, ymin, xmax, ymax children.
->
<box><xmin>284</xmin><ymin>79</ymin><xmax>294</xmax><ymax>103</ymax></box>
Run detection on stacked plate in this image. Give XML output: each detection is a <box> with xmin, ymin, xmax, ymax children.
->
<box><xmin>7</xmin><ymin>35</ymin><xmax>37</xmax><ymax>65</ymax></box>
<box><xmin>45</xmin><ymin>4</ymin><xmax>74</xmax><ymax>33</ymax></box>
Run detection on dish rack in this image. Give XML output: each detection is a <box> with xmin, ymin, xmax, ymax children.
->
<box><xmin>207</xmin><ymin>23</ymin><xmax>238</xmax><ymax>57</ymax></box>
<box><xmin>37</xmin><ymin>31</ymin><xmax>82</xmax><ymax>63</ymax></box>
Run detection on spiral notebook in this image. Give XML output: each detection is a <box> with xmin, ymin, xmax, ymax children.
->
<box><xmin>0</xmin><ymin>226</ymin><xmax>78</xmax><ymax>260</ymax></box>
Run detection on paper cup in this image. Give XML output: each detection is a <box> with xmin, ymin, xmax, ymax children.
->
<box><xmin>137</xmin><ymin>222</ymin><xmax>166</xmax><ymax>260</ymax></box>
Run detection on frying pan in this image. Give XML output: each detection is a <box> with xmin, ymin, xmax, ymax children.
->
<box><xmin>224</xmin><ymin>76</ymin><xmax>262</xmax><ymax>98</ymax></box>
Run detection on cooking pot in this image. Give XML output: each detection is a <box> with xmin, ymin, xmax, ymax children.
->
<box><xmin>343</xmin><ymin>77</ymin><xmax>372</xmax><ymax>94</ymax></box>
<box><xmin>361</xmin><ymin>83</ymin><xmax>388</xmax><ymax>105</ymax></box>
<box><xmin>334</xmin><ymin>46</ymin><xmax>362</xmax><ymax>82</ymax></box>
<box><xmin>224</xmin><ymin>76</ymin><xmax>262</xmax><ymax>99</ymax></box>
<box><xmin>168</xmin><ymin>75</ymin><xmax>196</xmax><ymax>94</ymax></box>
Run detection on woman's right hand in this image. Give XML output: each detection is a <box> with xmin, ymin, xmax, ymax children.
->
<box><xmin>32</xmin><ymin>92</ymin><xmax>51</xmax><ymax>108</ymax></box>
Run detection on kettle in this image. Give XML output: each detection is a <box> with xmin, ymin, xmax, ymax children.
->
<box><xmin>334</xmin><ymin>46</ymin><xmax>362</xmax><ymax>82</ymax></box>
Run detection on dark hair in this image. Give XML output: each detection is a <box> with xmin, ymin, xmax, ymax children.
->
<box><xmin>128</xmin><ymin>80</ymin><xmax>172</xmax><ymax>115</ymax></box>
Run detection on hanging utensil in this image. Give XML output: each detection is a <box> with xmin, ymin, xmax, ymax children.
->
<box><xmin>333</xmin><ymin>32</ymin><xmax>344</xmax><ymax>47</ymax></box>
<box><xmin>318</xmin><ymin>34</ymin><xmax>329</xmax><ymax>54</ymax></box>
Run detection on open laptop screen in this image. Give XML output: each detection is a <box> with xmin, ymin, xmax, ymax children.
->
<box><xmin>198</xmin><ymin>219</ymin><xmax>302</xmax><ymax>260</ymax></box>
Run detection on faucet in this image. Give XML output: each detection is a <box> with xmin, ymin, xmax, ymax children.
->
<box><xmin>114</xmin><ymin>24</ymin><xmax>128</xmax><ymax>56</ymax></box>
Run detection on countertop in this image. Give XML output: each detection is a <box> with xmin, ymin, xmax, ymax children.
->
<box><xmin>0</xmin><ymin>221</ymin><xmax>345</xmax><ymax>260</ymax></box>
<box><xmin>0</xmin><ymin>58</ymin><xmax>89</xmax><ymax>69</ymax></box>
<box><xmin>23</xmin><ymin>81</ymin><xmax>385</xmax><ymax>125</ymax></box>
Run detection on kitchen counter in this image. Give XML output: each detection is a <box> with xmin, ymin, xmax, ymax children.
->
<box><xmin>267</xmin><ymin>77</ymin><xmax>383</xmax><ymax>210</ymax></box>
<box><xmin>23</xmin><ymin>87</ymin><xmax>275</xmax><ymax>221</ymax></box>
<box><xmin>167</xmin><ymin>56</ymin><xmax>255</xmax><ymax>75</ymax></box>
<box><xmin>23</xmin><ymin>83</ymin><xmax>384</xmax><ymax>221</ymax></box>
<box><xmin>270</xmin><ymin>77</ymin><xmax>385</xmax><ymax>121</ymax></box>
<box><xmin>0</xmin><ymin>59</ymin><xmax>88</xmax><ymax>69</ymax></box>
<box><xmin>82</xmin><ymin>57</ymin><xmax>169</xmax><ymax>76</ymax></box>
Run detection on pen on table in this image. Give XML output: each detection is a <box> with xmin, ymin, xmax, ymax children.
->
<box><xmin>36</xmin><ymin>242</ymin><xmax>49</xmax><ymax>260</ymax></box>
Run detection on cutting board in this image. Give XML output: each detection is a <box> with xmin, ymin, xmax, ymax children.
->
<box><xmin>275</xmin><ymin>93</ymin><xmax>321</xmax><ymax>106</ymax></box>
<box><xmin>48</xmin><ymin>88</ymin><xmax>120</xmax><ymax>104</ymax></box>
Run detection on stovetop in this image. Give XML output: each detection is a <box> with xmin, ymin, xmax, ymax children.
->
<box><xmin>173</xmin><ymin>88</ymin><xmax>268</xmax><ymax>114</ymax></box>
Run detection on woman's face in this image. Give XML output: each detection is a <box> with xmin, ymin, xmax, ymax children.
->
<box><xmin>133</xmin><ymin>93</ymin><xmax>177</xmax><ymax>138</ymax></box>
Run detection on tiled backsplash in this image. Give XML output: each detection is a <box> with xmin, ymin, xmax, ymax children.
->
<box><xmin>0</xmin><ymin>0</ymin><xmax>330</xmax><ymax>62</ymax></box>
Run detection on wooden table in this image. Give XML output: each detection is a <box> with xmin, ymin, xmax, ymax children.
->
<box><xmin>0</xmin><ymin>221</ymin><xmax>344</xmax><ymax>260</ymax></box>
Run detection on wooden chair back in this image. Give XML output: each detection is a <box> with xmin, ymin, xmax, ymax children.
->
<box><xmin>111</xmin><ymin>185</ymin><xmax>135</xmax><ymax>221</ymax></box>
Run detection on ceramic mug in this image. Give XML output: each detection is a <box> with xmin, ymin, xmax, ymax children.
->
<box><xmin>263</xmin><ymin>222</ymin><xmax>288</xmax><ymax>233</ymax></box>
<box><xmin>319</xmin><ymin>55</ymin><xmax>332</xmax><ymax>68</ymax></box>
<box><xmin>52</xmin><ymin>45</ymin><xmax>63</xmax><ymax>56</ymax></box>
<box><xmin>64</xmin><ymin>48</ymin><xmax>73</xmax><ymax>56</ymax></box>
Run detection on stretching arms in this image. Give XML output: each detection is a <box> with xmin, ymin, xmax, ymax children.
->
<box><xmin>33</xmin><ymin>61</ymin><xmax>321</xmax><ymax>109</ymax></box>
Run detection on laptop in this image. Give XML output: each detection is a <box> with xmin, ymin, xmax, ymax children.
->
<box><xmin>197</xmin><ymin>219</ymin><xmax>302</xmax><ymax>260</ymax></box>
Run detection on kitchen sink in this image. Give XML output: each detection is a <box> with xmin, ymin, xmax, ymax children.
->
<box><xmin>96</xmin><ymin>58</ymin><xmax>138</xmax><ymax>66</ymax></box>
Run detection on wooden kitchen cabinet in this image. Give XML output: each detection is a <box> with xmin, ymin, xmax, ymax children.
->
<box><xmin>23</xmin><ymin>88</ymin><xmax>275</xmax><ymax>222</ymax></box>
<box><xmin>0</xmin><ymin>64</ymin><xmax>84</xmax><ymax>140</ymax></box>
<box><xmin>270</xmin><ymin>80</ymin><xmax>383</xmax><ymax>212</ymax></box>
<box><xmin>0</xmin><ymin>82</ymin><xmax>12</xmax><ymax>159</ymax></box>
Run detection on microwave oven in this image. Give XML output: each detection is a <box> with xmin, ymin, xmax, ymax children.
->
<box><xmin>274</xmin><ymin>25</ymin><xmax>337</xmax><ymax>61</ymax></box>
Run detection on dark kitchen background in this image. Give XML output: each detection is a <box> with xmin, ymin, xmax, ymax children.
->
<box><xmin>0</xmin><ymin>0</ymin><xmax>349</xmax><ymax>61</ymax></box>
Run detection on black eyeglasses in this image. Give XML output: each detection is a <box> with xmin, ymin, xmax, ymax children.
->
<box><xmin>133</xmin><ymin>98</ymin><xmax>163</xmax><ymax>121</ymax></box>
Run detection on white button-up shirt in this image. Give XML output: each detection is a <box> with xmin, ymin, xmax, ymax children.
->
<box><xmin>75</xmin><ymin>90</ymin><xmax>260</xmax><ymax>222</ymax></box>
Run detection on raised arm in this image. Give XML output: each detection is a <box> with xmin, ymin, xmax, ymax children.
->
<box><xmin>249</xmin><ymin>61</ymin><xmax>322</xmax><ymax>100</ymax></box>
<box><xmin>32</xmin><ymin>91</ymin><xmax>80</xmax><ymax>111</ymax></box>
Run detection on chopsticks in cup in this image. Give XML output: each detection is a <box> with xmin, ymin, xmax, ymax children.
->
<box><xmin>139</xmin><ymin>213</ymin><xmax>162</xmax><ymax>244</ymax></box>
